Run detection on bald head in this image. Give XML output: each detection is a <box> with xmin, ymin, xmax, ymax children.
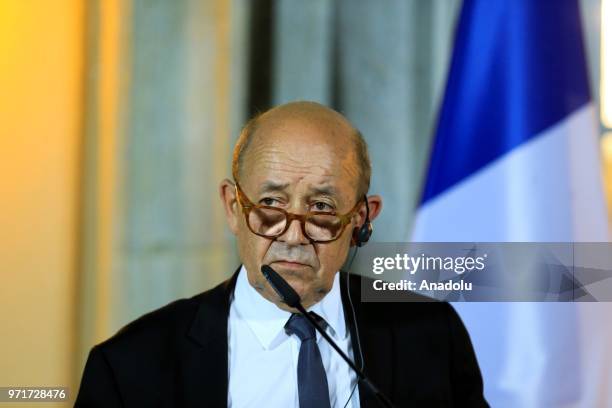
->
<box><xmin>232</xmin><ymin>101</ymin><xmax>371</xmax><ymax>199</ymax></box>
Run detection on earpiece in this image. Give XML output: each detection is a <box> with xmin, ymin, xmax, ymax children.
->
<box><xmin>352</xmin><ymin>195</ymin><xmax>372</xmax><ymax>247</ymax></box>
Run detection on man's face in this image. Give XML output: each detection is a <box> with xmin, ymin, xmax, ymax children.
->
<box><xmin>225</xmin><ymin>116</ymin><xmax>363</xmax><ymax>310</ymax></box>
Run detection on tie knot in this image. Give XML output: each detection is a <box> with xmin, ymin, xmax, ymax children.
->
<box><xmin>285</xmin><ymin>313</ymin><xmax>327</xmax><ymax>341</ymax></box>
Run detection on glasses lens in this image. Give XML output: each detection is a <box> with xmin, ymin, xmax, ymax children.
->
<box><xmin>248</xmin><ymin>207</ymin><xmax>287</xmax><ymax>236</ymax></box>
<box><xmin>247</xmin><ymin>206</ymin><xmax>345</xmax><ymax>242</ymax></box>
<box><xmin>305</xmin><ymin>214</ymin><xmax>344</xmax><ymax>241</ymax></box>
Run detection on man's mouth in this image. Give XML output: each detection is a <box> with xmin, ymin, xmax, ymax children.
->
<box><xmin>271</xmin><ymin>260</ymin><xmax>310</xmax><ymax>269</ymax></box>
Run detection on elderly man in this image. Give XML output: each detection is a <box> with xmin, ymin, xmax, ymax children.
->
<box><xmin>76</xmin><ymin>102</ymin><xmax>487</xmax><ymax>407</ymax></box>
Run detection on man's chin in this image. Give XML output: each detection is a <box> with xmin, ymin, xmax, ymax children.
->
<box><xmin>259</xmin><ymin>264</ymin><xmax>326</xmax><ymax>307</ymax></box>
<box><xmin>279</xmin><ymin>274</ymin><xmax>310</xmax><ymax>296</ymax></box>
<box><xmin>270</xmin><ymin>273</ymin><xmax>313</xmax><ymax>304</ymax></box>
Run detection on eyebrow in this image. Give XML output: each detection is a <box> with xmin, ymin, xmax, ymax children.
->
<box><xmin>310</xmin><ymin>185</ymin><xmax>339</xmax><ymax>197</ymax></box>
<box><xmin>257</xmin><ymin>182</ymin><xmax>340</xmax><ymax>198</ymax></box>
<box><xmin>258</xmin><ymin>181</ymin><xmax>290</xmax><ymax>194</ymax></box>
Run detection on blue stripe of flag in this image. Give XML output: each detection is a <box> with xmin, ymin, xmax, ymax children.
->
<box><xmin>421</xmin><ymin>0</ymin><xmax>591</xmax><ymax>204</ymax></box>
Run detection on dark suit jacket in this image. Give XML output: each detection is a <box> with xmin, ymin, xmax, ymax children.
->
<box><xmin>75</xmin><ymin>267</ymin><xmax>488</xmax><ymax>407</ymax></box>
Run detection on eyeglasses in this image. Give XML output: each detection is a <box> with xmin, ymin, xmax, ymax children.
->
<box><xmin>234</xmin><ymin>182</ymin><xmax>364</xmax><ymax>243</ymax></box>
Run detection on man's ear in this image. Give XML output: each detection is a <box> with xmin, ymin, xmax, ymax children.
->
<box><xmin>219</xmin><ymin>178</ymin><xmax>240</xmax><ymax>234</ymax></box>
<box><xmin>349</xmin><ymin>194</ymin><xmax>382</xmax><ymax>247</ymax></box>
<box><xmin>364</xmin><ymin>194</ymin><xmax>382</xmax><ymax>222</ymax></box>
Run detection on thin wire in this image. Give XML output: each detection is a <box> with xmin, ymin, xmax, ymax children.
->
<box><xmin>342</xmin><ymin>246</ymin><xmax>363</xmax><ymax>408</ymax></box>
<box><xmin>346</xmin><ymin>247</ymin><xmax>365</xmax><ymax>371</ymax></box>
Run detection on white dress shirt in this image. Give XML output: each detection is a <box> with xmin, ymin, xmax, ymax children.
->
<box><xmin>228</xmin><ymin>265</ymin><xmax>360</xmax><ymax>408</ymax></box>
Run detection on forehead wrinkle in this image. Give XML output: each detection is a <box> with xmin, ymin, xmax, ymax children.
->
<box><xmin>261</xmin><ymin>161</ymin><xmax>333</xmax><ymax>178</ymax></box>
<box><xmin>246</xmin><ymin>145</ymin><xmax>338</xmax><ymax>177</ymax></box>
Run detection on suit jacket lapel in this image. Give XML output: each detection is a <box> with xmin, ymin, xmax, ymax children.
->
<box><xmin>179</xmin><ymin>267</ymin><xmax>240</xmax><ymax>408</ymax></box>
<box><xmin>340</xmin><ymin>271</ymin><xmax>395</xmax><ymax>408</ymax></box>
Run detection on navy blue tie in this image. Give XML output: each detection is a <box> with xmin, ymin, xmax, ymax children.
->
<box><xmin>284</xmin><ymin>313</ymin><xmax>332</xmax><ymax>408</ymax></box>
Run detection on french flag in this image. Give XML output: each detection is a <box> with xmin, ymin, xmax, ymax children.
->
<box><xmin>412</xmin><ymin>0</ymin><xmax>610</xmax><ymax>406</ymax></box>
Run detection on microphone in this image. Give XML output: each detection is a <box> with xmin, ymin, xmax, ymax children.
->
<box><xmin>261</xmin><ymin>264</ymin><xmax>395</xmax><ymax>408</ymax></box>
<box><xmin>261</xmin><ymin>264</ymin><xmax>301</xmax><ymax>308</ymax></box>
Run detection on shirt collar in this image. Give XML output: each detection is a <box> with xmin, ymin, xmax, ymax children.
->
<box><xmin>232</xmin><ymin>265</ymin><xmax>347</xmax><ymax>350</ymax></box>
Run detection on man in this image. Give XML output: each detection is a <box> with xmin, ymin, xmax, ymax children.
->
<box><xmin>76</xmin><ymin>101</ymin><xmax>487</xmax><ymax>407</ymax></box>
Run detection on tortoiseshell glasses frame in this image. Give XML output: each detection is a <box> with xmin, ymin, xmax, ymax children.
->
<box><xmin>234</xmin><ymin>182</ymin><xmax>364</xmax><ymax>243</ymax></box>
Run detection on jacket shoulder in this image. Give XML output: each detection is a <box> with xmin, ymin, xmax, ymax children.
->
<box><xmin>76</xmin><ymin>277</ymin><xmax>235</xmax><ymax>406</ymax></box>
<box><xmin>95</xmin><ymin>278</ymin><xmax>229</xmax><ymax>360</ymax></box>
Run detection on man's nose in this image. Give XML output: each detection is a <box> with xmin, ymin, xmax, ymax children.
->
<box><xmin>277</xmin><ymin>217</ymin><xmax>311</xmax><ymax>245</ymax></box>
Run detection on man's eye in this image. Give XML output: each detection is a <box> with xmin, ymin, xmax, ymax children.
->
<box><xmin>312</xmin><ymin>202</ymin><xmax>334</xmax><ymax>212</ymax></box>
<box><xmin>260</xmin><ymin>197</ymin><xmax>280</xmax><ymax>206</ymax></box>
